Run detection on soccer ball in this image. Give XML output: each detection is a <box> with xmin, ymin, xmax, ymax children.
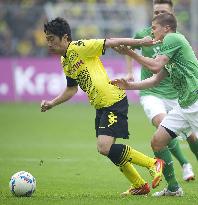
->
<box><xmin>9</xmin><ymin>171</ymin><xmax>36</xmax><ymax>197</ymax></box>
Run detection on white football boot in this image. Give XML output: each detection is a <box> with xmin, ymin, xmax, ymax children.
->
<box><xmin>182</xmin><ymin>163</ymin><xmax>195</xmax><ymax>181</ymax></box>
<box><xmin>152</xmin><ymin>187</ymin><xmax>184</xmax><ymax>197</ymax></box>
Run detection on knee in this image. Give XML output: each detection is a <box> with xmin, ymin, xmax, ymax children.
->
<box><xmin>97</xmin><ymin>136</ymin><xmax>115</xmax><ymax>156</ymax></box>
<box><xmin>97</xmin><ymin>142</ymin><xmax>111</xmax><ymax>156</ymax></box>
<box><xmin>151</xmin><ymin>134</ymin><xmax>162</xmax><ymax>151</ymax></box>
<box><xmin>152</xmin><ymin>119</ymin><xmax>161</xmax><ymax>128</ymax></box>
<box><xmin>151</xmin><ymin>137</ymin><xmax>156</xmax><ymax>150</ymax></box>
<box><xmin>152</xmin><ymin>114</ymin><xmax>165</xmax><ymax>128</ymax></box>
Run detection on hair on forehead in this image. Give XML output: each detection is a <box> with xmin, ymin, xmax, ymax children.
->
<box><xmin>44</xmin><ymin>17</ymin><xmax>72</xmax><ymax>41</ymax></box>
<box><xmin>152</xmin><ymin>12</ymin><xmax>177</xmax><ymax>32</ymax></box>
<box><xmin>153</xmin><ymin>0</ymin><xmax>173</xmax><ymax>7</ymax></box>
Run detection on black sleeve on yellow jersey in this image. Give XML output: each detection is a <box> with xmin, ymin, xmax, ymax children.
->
<box><xmin>102</xmin><ymin>39</ymin><xmax>106</xmax><ymax>55</ymax></box>
<box><xmin>66</xmin><ymin>76</ymin><xmax>78</xmax><ymax>87</ymax></box>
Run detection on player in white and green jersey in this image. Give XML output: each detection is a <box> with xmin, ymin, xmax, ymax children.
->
<box><xmin>112</xmin><ymin>12</ymin><xmax>198</xmax><ymax>197</ymax></box>
<box><xmin>133</xmin><ymin>27</ymin><xmax>178</xmax><ymax>99</ymax></box>
<box><xmin>40</xmin><ymin>17</ymin><xmax>165</xmax><ymax>196</ymax></box>
<box><xmin>126</xmin><ymin>0</ymin><xmax>197</xmax><ymax>182</ymax></box>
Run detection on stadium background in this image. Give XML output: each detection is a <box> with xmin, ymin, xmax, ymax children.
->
<box><xmin>0</xmin><ymin>0</ymin><xmax>198</xmax><ymax>102</ymax></box>
<box><xmin>0</xmin><ymin>1</ymin><xmax>198</xmax><ymax>205</ymax></box>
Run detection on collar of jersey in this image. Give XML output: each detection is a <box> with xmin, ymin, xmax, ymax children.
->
<box><xmin>63</xmin><ymin>41</ymin><xmax>72</xmax><ymax>58</ymax></box>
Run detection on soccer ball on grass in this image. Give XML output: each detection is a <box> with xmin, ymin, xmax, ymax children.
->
<box><xmin>9</xmin><ymin>171</ymin><xmax>36</xmax><ymax>197</ymax></box>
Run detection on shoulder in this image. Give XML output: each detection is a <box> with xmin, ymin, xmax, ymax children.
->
<box><xmin>72</xmin><ymin>39</ymin><xmax>104</xmax><ymax>45</ymax></box>
<box><xmin>70</xmin><ymin>40</ymin><xmax>86</xmax><ymax>48</ymax></box>
<box><xmin>163</xmin><ymin>33</ymin><xmax>184</xmax><ymax>44</ymax></box>
<box><xmin>160</xmin><ymin>33</ymin><xmax>184</xmax><ymax>55</ymax></box>
<box><xmin>66</xmin><ymin>40</ymin><xmax>86</xmax><ymax>57</ymax></box>
<box><xmin>70</xmin><ymin>39</ymin><xmax>105</xmax><ymax>49</ymax></box>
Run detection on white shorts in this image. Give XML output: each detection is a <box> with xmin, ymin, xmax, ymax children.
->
<box><xmin>140</xmin><ymin>95</ymin><xmax>192</xmax><ymax>139</ymax></box>
<box><xmin>161</xmin><ymin>100</ymin><xmax>198</xmax><ymax>137</ymax></box>
<box><xmin>140</xmin><ymin>95</ymin><xmax>178</xmax><ymax>121</ymax></box>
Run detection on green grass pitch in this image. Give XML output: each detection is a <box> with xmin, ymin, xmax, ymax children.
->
<box><xmin>0</xmin><ymin>102</ymin><xmax>197</xmax><ymax>205</ymax></box>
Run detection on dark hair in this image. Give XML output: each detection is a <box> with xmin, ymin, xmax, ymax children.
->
<box><xmin>44</xmin><ymin>17</ymin><xmax>72</xmax><ymax>41</ymax></box>
<box><xmin>153</xmin><ymin>0</ymin><xmax>173</xmax><ymax>7</ymax></box>
<box><xmin>152</xmin><ymin>13</ymin><xmax>177</xmax><ymax>32</ymax></box>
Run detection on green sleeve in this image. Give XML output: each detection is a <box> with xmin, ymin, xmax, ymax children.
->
<box><xmin>160</xmin><ymin>33</ymin><xmax>181</xmax><ymax>59</ymax></box>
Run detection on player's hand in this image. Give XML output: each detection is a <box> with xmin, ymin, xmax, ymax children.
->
<box><xmin>111</xmin><ymin>78</ymin><xmax>133</xmax><ymax>90</ymax></box>
<box><xmin>41</xmin><ymin>100</ymin><xmax>53</xmax><ymax>112</ymax></box>
<box><xmin>141</xmin><ymin>36</ymin><xmax>161</xmax><ymax>46</ymax></box>
<box><xmin>113</xmin><ymin>46</ymin><xmax>131</xmax><ymax>55</ymax></box>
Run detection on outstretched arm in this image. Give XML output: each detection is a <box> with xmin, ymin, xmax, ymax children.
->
<box><xmin>41</xmin><ymin>86</ymin><xmax>78</xmax><ymax>112</ymax></box>
<box><xmin>105</xmin><ymin>36</ymin><xmax>158</xmax><ymax>48</ymax></box>
<box><xmin>113</xmin><ymin>46</ymin><xmax>169</xmax><ymax>73</ymax></box>
<box><xmin>111</xmin><ymin>69</ymin><xmax>168</xmax><ymax>90</ymax></box>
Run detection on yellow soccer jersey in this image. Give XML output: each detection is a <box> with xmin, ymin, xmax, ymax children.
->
<box><xmin>61</xmin><ymin>39</ymin><xmax>126</xmax><ymax>109</ymax></box>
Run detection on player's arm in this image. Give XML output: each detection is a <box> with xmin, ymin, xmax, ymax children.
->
<box><xmin>41</xmin><ymin>76</ymin><xmax>78</xmax><ymax>112</ymax></box>
<box><xmin>111</xmin><ymin>69</ymin><xmax>168</xmax><ymax>90</ymax></box>
<box><xmin>125</xmin><ymin>55</ymin><xmax>134</xmax><ymax>81</ymax></box>
<box><xmin>105</xmin><ymin>36</ymin><xmax>158</xmax><ymax>48</ymax></box>
<box><xmin>129</xmin><ymin>52</ymin><xmax>169</xmax><ymax>73</ymax></box>
<box><xmin>114</xmin><ymin>46</ymin><xmax>169</xmax><ymax>73</ymax></box>
<box><xmin>41</xmin><ymin>86</ymin><xmax>78</xmax><ymax>112</ymax></box>
<box><xmin>124</xmin><ymin>32</ymin><xmax>142</xmax><ymax>81</ymax></box>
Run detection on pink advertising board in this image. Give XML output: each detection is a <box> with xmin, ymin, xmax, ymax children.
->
<box><xmin>0</xmin><ymin>57</ymin><xmax>140</xmax><ymax>103</ymax></box>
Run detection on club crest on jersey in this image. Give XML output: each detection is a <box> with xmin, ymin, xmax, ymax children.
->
<box><xmin>69</xmin><ymin>50</ymin><xmax>79</xmax><ymax>63</ymax></box>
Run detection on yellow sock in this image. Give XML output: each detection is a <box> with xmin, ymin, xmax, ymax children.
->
<box><xmin>120</xmin><ymin>145</ymin><xmax>156</xmax><ymax>168</ymax></box>
<box><xmin>120</xmin><ymin>162</ymin><xmax>146</xmax><ymax>188</ymax></box>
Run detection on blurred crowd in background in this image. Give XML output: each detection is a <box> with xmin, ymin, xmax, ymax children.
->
<box><xmin>0</xmin><ymin>0</ymin><xmax>195</xmax><ymax>57</ymax></box>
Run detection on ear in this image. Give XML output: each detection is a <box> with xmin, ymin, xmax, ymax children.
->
<box><xmin>63</xmin><ymin>34</ymin><xmax>68</xmax><ymax>41</ymax></box>
<box><xmin>165</xmin><ymin>25</ymin><xmax>171</xmax><ymax>33</ymax></box>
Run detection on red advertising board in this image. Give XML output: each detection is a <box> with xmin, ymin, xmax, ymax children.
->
<box><xmin>0</xmin><ymin>57</ymin><xmax>140</xmax><ymax>103</ymax></box>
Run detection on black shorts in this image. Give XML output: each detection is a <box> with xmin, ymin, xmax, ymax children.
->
<box><xmin>95</xmin><ymin>97</ymin><xmax>129</xmax><ymax>139</ymax></box>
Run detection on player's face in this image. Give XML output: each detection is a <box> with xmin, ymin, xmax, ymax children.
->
<box><xmin>45</xmin><ymin>33</ymin><xmax>68</xmax><ymax>55</ymax></box>
<box><xmin>153</xmin><ymin>3</ymin><xmax>173</xmax><ymax>17</ymax></box>
<box><xmin>152</xmin><ymin>21</ymin><xmax>167</xmax><ymax>41</ymax></box>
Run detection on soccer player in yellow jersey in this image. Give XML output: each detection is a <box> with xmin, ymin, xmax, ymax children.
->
<box><xmin>41</xmin><ymin>17</ymin><xmax>164</xmax><ymax>196</ymax></box>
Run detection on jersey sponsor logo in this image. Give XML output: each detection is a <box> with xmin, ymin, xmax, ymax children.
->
<box><xmin>68</xmin><ymin>60</ymin><xmax>84</xmax><ymax>75</ymax></box>
<box><xmin>108</xmin><ymin>112</ymin><xmax>117</xmax><ymax>127</ymax></box>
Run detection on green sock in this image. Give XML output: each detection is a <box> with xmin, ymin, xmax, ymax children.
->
<box><xmin>168</xmin><ymin>138</ymin><xmax>188</xmax><ymax>166</ymax></box>
<box><xmin>154</xmin><ymin>148</ymin><xmax>179</xmax><ymax>192</ymax></box>
<box><xmin>188</xmin><ymin>138</ymin><xmax>198</xmax><ymax>160</ymax></box>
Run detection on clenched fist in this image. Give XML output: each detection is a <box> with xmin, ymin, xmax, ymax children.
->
<box><xmin>41</xmin><ymin>100</ymin><xmax>54</xmax><ymax>112</ymax></box>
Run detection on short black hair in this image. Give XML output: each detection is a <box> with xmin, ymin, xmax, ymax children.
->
<box><xmin>44</xmin><ymin>17</ymin><xmax>72</xmax><ymax>41</ymax></box>
<box><xmin>152</xmin><ymin>13</ymin><xmax>177</xmax><ymax>32</ymax></box>
<box><xmin>153</xmin><ymin>0</ymin><xmax>173</xmax><ymax>8</ymax></box>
